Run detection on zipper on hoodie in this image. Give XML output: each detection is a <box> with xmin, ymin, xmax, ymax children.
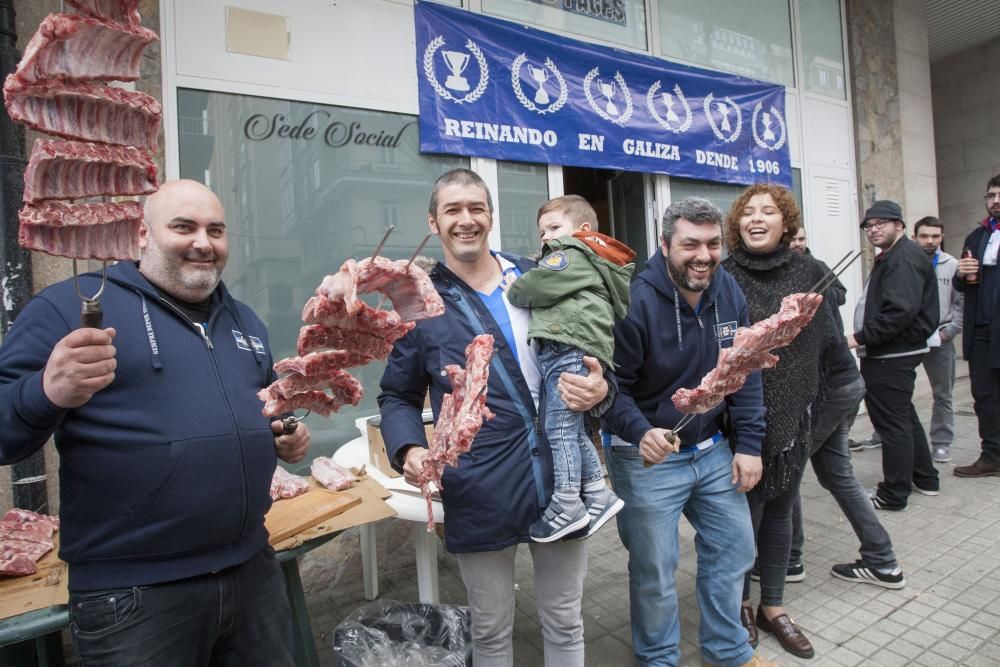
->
<box><xmin>157</xmin><ymin>296</ymin><xmax>251</xmax><ymax>545</ymax></box>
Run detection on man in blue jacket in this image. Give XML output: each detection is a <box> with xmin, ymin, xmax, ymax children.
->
<box><xmin>603</xmin><ymin>197</ymin><xmax>770</xmax><ymax>667</ymax></box>
<box><xmin>378</xmin><ymin>169</ymin><xmax>610</xmax><ymax>666</ymax></box>
<box><xmin>0</xmin><ymin>180</ymin><xmax>310</xmax><ymax>666</ymax></box>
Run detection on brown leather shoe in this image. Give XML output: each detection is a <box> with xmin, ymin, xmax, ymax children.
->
<box><xmin>741</xmin><ymin>602</ymin><xmax>758</xmax><ymax>648</ymax></box>
<box><xmin>954</xmin><ymin>457</ymin><xmax>1000</xmax><ymax>478</ymax></box>
<box><xmin>756</xmin><ymin>605</ymin><xmax>814</xmax><ymax>659</ymax></box>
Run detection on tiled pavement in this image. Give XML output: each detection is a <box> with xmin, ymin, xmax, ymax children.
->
<box><xmin>301</xmin><ymin>370</ymin><xmax>1000</xmax><ymax>666</ymax></box>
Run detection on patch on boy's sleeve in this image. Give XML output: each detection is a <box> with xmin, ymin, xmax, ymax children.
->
<box><xmin>540</xmin><ymin>251</ymin><xmax>569</xmax><ymax>271</ymax></box>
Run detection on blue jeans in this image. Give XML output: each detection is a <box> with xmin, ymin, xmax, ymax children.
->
<box><xmin>69</xmin><ymin>547</ymin><xmax>293</xmax><ymax>666</ymax></box>
<box><xmin>538</xmin><ymin>341</ymin><xmax>603</xmax><ymax>494</ymax></box>
<box><xmin>605</xmin><ymin>437</ymin><xmax>755</xmax><ymax>667</ymax></box>
<box><xmin>791</xmin><ymin>375</ymin><xmax>897</xmax><ymax>568</ymax></box>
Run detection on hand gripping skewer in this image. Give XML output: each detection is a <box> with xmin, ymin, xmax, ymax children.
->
<box><xmin>281</xmin><ymin>410</ymin><xmax>310</xmax><ymax>435</ymax></box>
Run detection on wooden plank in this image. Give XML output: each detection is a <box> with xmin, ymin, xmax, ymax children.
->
<box><xmin>265</xmin><ymin>488</ymin><xmax>360</xmax><ymax>545</ymax></box>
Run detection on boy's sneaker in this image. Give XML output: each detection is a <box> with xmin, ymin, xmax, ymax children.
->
<box><xmin>869</xmin><ymin>487</ymin><xmax>907</xmax><ymax>511</ymax></box>
<box><xmin>577</xmin><ymin>488</ymin><xmax>625</xmax><ymax>539</ymax></box>
<box><xmin>831</xmin><ymin>560</ymin><xmax>906</xmax><ymax>589</ymax></box>
<box><xmin>529</xmin><ymin>498</ymin><xmax>589</xmax><ymax>543</ymax></box>
<box><xmin>749</xmin><ymin>562</ymin><xmax>805</xmax><ymax>583</ymax></box>
<box><xmin>932</xmin><ymin>446</ymin><xmax>951</xmax><ymax>463</ymax></box>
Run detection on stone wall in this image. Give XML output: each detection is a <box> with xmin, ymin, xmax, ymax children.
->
<box><xmin>932</xmin><ymin>36</ymin><xmax>1000</xmax><ymax>246</ymax></box>
<box><xmin>0</xmin><ymin>0</ymin><xmax>163</xmax><ymax>515</ymax></box>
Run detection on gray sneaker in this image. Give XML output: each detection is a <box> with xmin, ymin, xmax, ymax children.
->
<box><xmin>577</xmin><ymin>487</ymin><xmax>624</xmax><ymax>539</ymax></box>
<box><xmin>932</xmin><ymin>446</ymin><xmax>951</xmax><ymax>463</ymax></box>
<box><xmin>529</xmin><ymin>498</ymin><xmax>589</xmax><ymax>543</ymax></box>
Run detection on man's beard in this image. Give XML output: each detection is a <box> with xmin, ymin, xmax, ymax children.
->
<box><xmin>921</xmin><ymin>245</ymin><xmax>937</xmax><ymax>256</ymax></box>
<box><xmin>667</xmin><ymin>257</ymin><xmax>716</xmax><ymax>293</ymax></box>
<box><xmin>141</xmin><ymin>245</ymin><xmax>222</xmax><ymax>301</ymax></box>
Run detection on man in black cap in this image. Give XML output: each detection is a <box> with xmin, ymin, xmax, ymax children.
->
<box><xmin>848</xmin><ymin>200</ymin><xmax>940</xmax><ymax>511</ymax></box>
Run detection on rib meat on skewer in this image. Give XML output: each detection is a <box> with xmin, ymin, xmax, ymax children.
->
<box><xmin>65</xmin><ymin>0</ymin><xmax>142</xmax><ymax>25</ymax></box>
<box><xmin>671</xmin><ymin>292</ymin><xmax>823</xmax><ymax>416</ymax></box>
<box><xmin>417</xmin><ymin>334</ymin><xmax>495</xmax><ymax>531</ymax></box>
<box><xmin>23</xmin><ymin>139</ymin><xmax>158</xmax><ymax>203</ymax></box>
<box><xmin>19</xmin><ymin>200</ymin><xmax>143</xmax><ymax>261</ymax></box>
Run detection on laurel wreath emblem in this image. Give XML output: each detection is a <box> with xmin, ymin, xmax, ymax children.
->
<box><xmin>703</xmin><ymin>93</ymin><xmax>743</xmax><ymax>143</ymax></box>
<box><xmin>583</xmin><ymin>67</ymin><xmax>634</xmax><ymax>125</ymax></box>
<box><xmin>511</xmin><ymin>54</ymin><xmax>568</xmax><ymax>115</ymax></box>
<box><xmin>422</xmin><ymin>36</ymin><xmax>489</xmax><ymax>104</ymax></box>
<box><xmin>646</xmin><ymin>81</ymin><xmax>693</xmax><ymax>134</ymax></box>
<box><xmin>751</xmin><ymin>102</ymin><xmax>787</xmax><ymax>151</ymax></box>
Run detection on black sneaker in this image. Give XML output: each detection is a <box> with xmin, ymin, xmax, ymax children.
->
<box><xmin>848</xmin><ymin>438</ymin><xmax>864</xmax><ymax>452</ymax></box>
<box><xmin>750</xmin><ymin>562</ymin><xmax>805</xmax><ymax>583</ymax></box>
<box><xmin>869</xmin><ymin>488</ymin><xmax>907</xmax><ymax>512</ymax></box>
<box><xmin>831</xmin><ymin>560</ymin><xmax>906</xmax><ymax>589</ymax></box>
<box><xmin>528</xmin><ymin>498</ymin><xmax>589</xmax><ymax>543</ymax></box>
<box><xmin>576</xmin><ymin>487</ymin><xmax>624</xmax><ymax>540</ymax></box>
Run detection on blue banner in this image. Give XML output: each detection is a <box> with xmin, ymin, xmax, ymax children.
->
<box><xmin>415</xmin><ymin>1</ymin><xmax>791</xmax><ymax>188</ymax></box>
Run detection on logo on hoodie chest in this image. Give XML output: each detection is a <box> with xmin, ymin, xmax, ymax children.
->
<box><xmin>716</xmin><ymin>321</ymin><xmax>738</xmax><ymax>343</ymax></box>
<box><xmin>233</xmin><ymin>330</ymin><xmax>266</xmax><ymax>355</ymax></box>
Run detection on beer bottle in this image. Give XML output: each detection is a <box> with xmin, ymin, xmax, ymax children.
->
<box><xmin>963</xmin><ymin>247</ymin><xmax>979</xmax><ymax>285</ymax></box>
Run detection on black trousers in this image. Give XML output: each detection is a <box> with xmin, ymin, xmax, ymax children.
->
<box><xmin>861</xmin><ymin>355</ymin><xmax>939</xmax><ymax>507</ymax></box>
<box><xmin>969</xmin><ymin>327</ymin><xmax>1000</xmax><ymax>465</ymax></box>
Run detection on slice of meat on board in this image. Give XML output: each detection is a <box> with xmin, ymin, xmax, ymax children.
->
<box><xmin>270</xmin><ymin>466</ymin><xmax>310</xmax><ymax>501</ymax></box>
<box><xmin>310</xmin><ymin>456</ymin><xmax>355</xmax><ymax>491</ymax></box>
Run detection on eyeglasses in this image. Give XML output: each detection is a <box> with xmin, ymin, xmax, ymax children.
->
<box><xmin>985</xmin><ymin>193</ymin><xmax>1000</xmax><ymax>202</ymax></box>
<box><xmin>861</xmin><ymin>219</ymin><xmax>894</xmax><ymax>231</ymax></box>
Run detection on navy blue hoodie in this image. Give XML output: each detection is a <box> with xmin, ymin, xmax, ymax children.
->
<box><xmin>0</xmin><ymin>262</ymin><xmax>277</xmax><ymax>591</ymax></box>
<box><xmin>603</xmin><ymin>248</ymin><xmax>766</xmax><ymax>455</ymax></box>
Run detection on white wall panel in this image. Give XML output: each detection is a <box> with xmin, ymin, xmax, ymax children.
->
<box><xmin>172</xmin><ymin>0</ymin><xmax>419</xmax><ymax>113</ymax></box>
<box><xmin>801</xmin><ymin>95</ymin><xmax>852</xmax><ymax>169</ymax></box>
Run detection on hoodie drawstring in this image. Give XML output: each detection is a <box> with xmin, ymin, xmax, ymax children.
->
<box><xmin>139</xmin><ymin>293</ymin><xmax>163</xmax><ymax>370</ymax></box>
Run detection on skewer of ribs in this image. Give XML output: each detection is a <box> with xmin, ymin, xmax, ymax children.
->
<box><xmin>671</xmin><ymin>292</ymin><xmax>824</xmax><ymax>416</ymax></box>
<box><xmin>0</xmin><ymin>4</ymin><xmax>154</xmax><ymax>577</ymax></box>
<box><xmin>259</xmin><ymin>255</ymin><xmax>445</xmax><ymax>418</ymax></box>
<box><xmin>417</xmin><ymin>334</ymin><xmax>495</xmax><ymax>532</ymax></box>
<box><xmin>3</xmin><ymin>2</ymin><xmax>161</xmax><ymax>261</ymax></box>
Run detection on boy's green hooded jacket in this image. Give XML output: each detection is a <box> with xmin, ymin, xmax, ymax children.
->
<box><xmin>506</xmin><ymin>231</ymin><xmax>634</xmax><ymax>368</ymax></box>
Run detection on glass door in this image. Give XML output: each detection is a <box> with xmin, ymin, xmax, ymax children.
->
<box><xmin>608</xmin><ymin>171</ymin><xmax>653</xmax><ymax>275</ymax></box>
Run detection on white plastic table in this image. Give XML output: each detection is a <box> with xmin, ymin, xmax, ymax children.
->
<box><xmin>333</xmin><ymin>417</ymin><xmax>444</xmax><ymax>603</ymax></box>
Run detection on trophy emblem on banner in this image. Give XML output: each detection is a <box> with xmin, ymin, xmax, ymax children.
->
<box><xmin>423</xmin><ymin>36</ymin><xmax>489</xmax><ymax>104</ymax></box>
<box><xmin>751</xmin><ymin>101</ymin><xmax>787</xmax><ymax>150</ymax></box>
<box><xmin>511</xmin><ymin>54</ymin><xmax>568</xmax><ymax>115</ymax></box>
<box><xmin>646</xmin><ymin>81</ymin><xmax>693</xmax><ymax>133</ymax></box>
<box><xmin>703</xmin><ymin>92</ymin><xmax>742</xmax><ymax>143</ymax></box>
<box><xmin>583</xmin><ymin>67</ymin><xmax>633</xmax><ymax>125</ymax></box>
<box><xmin>442</xmin><ymin>50</ymin><xmax>470</xmax><ymax>91</ymax></box>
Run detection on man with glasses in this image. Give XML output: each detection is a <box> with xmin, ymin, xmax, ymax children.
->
<box><xmin>848</xmin><ymin>200</ymin><xmax>939</xmax><ymax>511</ymax></box>
<box><xmin>952</xmin><ymin>174</ymin><xmax>1000</xmax><ymax>478</ymax></box>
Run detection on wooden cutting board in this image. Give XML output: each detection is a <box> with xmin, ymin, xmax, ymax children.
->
<box><xmin>265</xmin><ymin>487</ymin><xmax>361</xmax><ymax>545</ymax></box>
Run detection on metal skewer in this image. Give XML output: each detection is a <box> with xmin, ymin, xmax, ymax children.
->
<box><xmin>369</xmin><ymin>225</ymin><xmax>395</xmax><ymax>263</ymax></box>
<box><xmin>281</xmin><ymin>410</ymin><xmax>311</xmax><ymax>435</ymax></box>
<box><xmin>812</xmin><ymin>249</ymin><xmax>863</xmax><ymax>296</ymax></box>
<box><xmin>74</xmin><ymin>259</ymin><xmax>109</xmax><ymax>329</ymax></box>
<box><xmin>806</xmin><ymin>249</ymin><xmax>861</xmax><ymax>294</ymax></box>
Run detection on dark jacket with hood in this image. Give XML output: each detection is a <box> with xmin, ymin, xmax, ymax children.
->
<box><xmin>852</xmin><ymin>236</ymin><xmax>938</xmax><ymax>358</ymax></box>
<box><xmin>0</xmin><ymin>262</ymin><xmax>278</xmax><ymax>591</ymax></box>
<box><xmin>602</xmin><ymin>248</ymin><xmax>766</xmax><ymax>456</ymax></box>
<box><xmin>955</xmin><ymin>217</ymin><xmax>1000</xmax><ymax>365</ymax></box>
<box><xmin>378</xmin><ymin>253</ymin><xmax>615</xmax><ymax>553</ymax></box>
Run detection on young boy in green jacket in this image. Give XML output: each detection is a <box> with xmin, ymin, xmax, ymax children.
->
<box><xmin>506</xmin><ymin>195</ymin><xmax>635</xmax><ymax>541</ymax></box>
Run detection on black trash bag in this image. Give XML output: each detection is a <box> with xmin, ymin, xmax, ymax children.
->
<box><xmin>332</xmin><ymin>599</ymin><xmax>472</xmax><ymax>667</ymax></box>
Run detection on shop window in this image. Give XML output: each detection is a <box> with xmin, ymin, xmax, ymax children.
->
<box><xmin>497</xmin><ymin>160</ymin><xmax>550</xmax><ymax>259</ymax></box>
<box><xmin>658</xmin><ymin>0</ymin><xmax>794</xmax><ymax>87</ymax></box>
<box><xmin>483</xmin><ymin>0</ymin><xmax>648</xmax><ymax>51</ymax></box>
<box><xmin>800</xmin><ymin>0</ymin><xmax>846</xmax><ymax>99</ymax></box>
<box><xmin>177</xmin><ymin>88</ymin><xmax>466</xmax><ymax>462</ymax></box>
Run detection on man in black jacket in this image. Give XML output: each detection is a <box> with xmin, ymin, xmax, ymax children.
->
<box><xmin>952</xmin><ymin>173</ymin><xmax>1000</xmax><ymax>478</ymax></box>
<box><xmin>848</xmin><ymin>200</ymin><xmax>939</xmax><ymax>511</ymax></box>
